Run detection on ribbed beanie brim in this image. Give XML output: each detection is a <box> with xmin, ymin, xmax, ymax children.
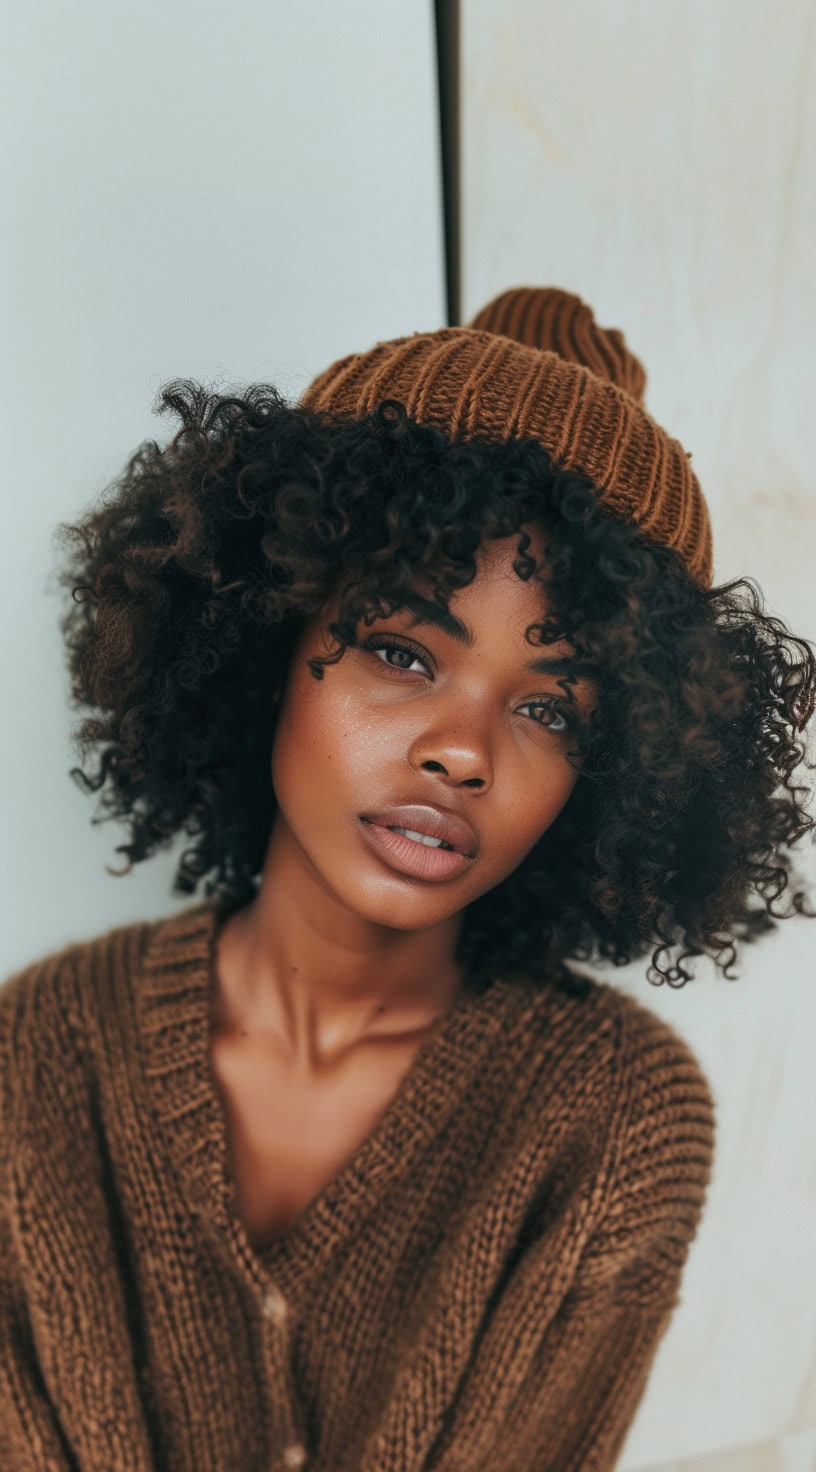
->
<box><xmin>299</xmin><ymin>286</ymin><xmax>712</xmax><ymax>588</ymax></box>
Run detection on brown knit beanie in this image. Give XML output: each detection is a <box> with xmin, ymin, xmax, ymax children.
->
<box><xmin>299</xmin><ymin>286</ymin><xmax>713</xmax><ymax>589</ymax></box>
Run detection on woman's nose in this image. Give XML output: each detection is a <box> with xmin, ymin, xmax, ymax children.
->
<box><xmin>408</xmin><ymin>705</ymin><xmax>495</xmax><ymax>791</ymax></box>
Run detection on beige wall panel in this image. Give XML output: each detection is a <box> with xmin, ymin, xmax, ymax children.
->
<box><xmin>461</xmin><ymin>2</ymin><xmax>816</xmax><ymax>1467</ymax></box>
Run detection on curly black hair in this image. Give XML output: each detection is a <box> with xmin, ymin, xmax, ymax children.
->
<box><xmin>56</xmin><ymin>381</ymin><xmax>816</xmax><ymax>994</ymax></box>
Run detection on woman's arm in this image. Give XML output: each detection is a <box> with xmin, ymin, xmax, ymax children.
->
<box><xmin>0</xmin><ymin>1205</ymin><xmax>87</xmax><ymax>1472</ymax></box>
<box><xmin>424</xmin><ymin>1013</ymin><xmax>716</xmax><ymax>1471</ymax></box>
<box><xmin>0</xmin><ymin>963</ymin><xmax>157</xmax><ymax>1472</ymax></box>
<box><xmin>0</xmin><ymin>966</ymin><xmax>82</xmax><ymax>1470</ymax></box>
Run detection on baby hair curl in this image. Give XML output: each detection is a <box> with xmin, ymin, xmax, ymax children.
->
<box><xmin>57</xmin><ymin>383</ymin><xmax>816</xmax><ymax>994</ymax></box>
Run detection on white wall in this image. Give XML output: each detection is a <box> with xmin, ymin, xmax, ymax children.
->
<box><xmin>460</xmin><ymin>3</ymin><xmax>816</xmax><ymax>1468</ymax></box>
<box><xmin>0</xmin><ymin>0</ymin><xmax>444</xmax><ymax>975</ymax></box>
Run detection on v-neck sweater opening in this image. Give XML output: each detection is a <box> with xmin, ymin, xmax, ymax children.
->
<box><xmin>136</xmin><ymin>900</ymin><xmax>533</xmax><ymax>1289</ymax></box>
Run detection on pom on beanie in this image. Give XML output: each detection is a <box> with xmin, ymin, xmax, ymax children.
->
<box><xmin>468</xmin><ymin>286</ymin><xmax>647</xmax><ymax>401</ymax></box>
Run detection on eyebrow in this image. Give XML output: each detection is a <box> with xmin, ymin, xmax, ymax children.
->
<box><xmin>391</xmin><ymin>593</ymin><xmax>601</xmax><ymax>682</ymax></box>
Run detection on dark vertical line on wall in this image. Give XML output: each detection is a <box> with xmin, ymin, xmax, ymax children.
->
<box><xmin>434</xmin><ymin>0</ymin><xmax>460</xmax><ymax>325</ymax></box>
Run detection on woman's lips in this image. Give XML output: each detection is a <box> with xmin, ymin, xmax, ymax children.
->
<box><xmin>357</xmin><ymin>818</ymin><xmax>474</xmax><ymax>881</ymax></box>
<box><xmin>358</xmin><ymin>804</ymin><xmax>478</xmax><ymax>858</ymax></box>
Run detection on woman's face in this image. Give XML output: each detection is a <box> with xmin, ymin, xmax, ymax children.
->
<box><xmin>268</xmin><ymin>526</ymin><xmax>598</xmax><ymax>933</ymax></box>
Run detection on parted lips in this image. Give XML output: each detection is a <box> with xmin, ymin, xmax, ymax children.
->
<box><xmin>360</xmin><ymin>804</ymin><xmax>478</xmax><ymax>859</ymax></box>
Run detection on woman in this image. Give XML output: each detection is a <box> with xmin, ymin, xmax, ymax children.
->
<box><xmin>1</xmin><ymin>287</ymin><xmax>813</xmax><ymax>1470</ymax></box>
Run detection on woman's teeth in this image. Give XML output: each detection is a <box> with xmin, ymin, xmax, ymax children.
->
<box><xmin>388</xmin><ymin>826</ymin><xmax>454</xmax><ymax>851</ymax></box>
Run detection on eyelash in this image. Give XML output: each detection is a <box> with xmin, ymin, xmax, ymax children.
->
<box><xmin>360</xmin><ymin>635</ymin><xmax>581</xmax><ymax>735</ymax></box>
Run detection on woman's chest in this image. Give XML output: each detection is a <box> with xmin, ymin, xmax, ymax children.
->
<box><xmin>209</xmin><ymin>1029</ymin><xmax>425</xmax><ymax>1246</ymax></box>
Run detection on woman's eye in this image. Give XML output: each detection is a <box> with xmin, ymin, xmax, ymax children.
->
<box><xmin>365</xmin><ymin>638</ymin><xmax>430</xmax><ymax>675</ymax></box>
<box><xmin>364</xmin><ymin>638</ymin><xmax>575</xmax><ymax>734</ymax></box>
<box><xmin>518</xmin><ymin>701</ymin><xmax>570</xmax><ymax>733</ymax></box>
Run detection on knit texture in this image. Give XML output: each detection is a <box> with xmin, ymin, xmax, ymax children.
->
<box><xmin>299</xmin><ymin>285</ymin><xmax>713</xmax><ymax>590</ymax></box>
<box><xmin>468</xmin><ymin>286</ymin><xmax>647</xmax><ymax>400</ymax></box>
<box><xmin>0</xmin><ymin>903</ymin><xmax>716</xmax><ymax>1472</ymax></box>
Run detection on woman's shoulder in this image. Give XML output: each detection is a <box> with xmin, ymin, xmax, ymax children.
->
<box><xmin>0</xmin><ymin>904</ymin><xmax>211</xmax><ymax>1134</ymax></box>
<box><xmin>550</xmin><ymin>962</ymin><xmax>715</xmax><ymax>1102</ymax></box>
<box><xmin>526</xmin><ymin>962</ymin><xmax>717</xmax><ymax>1194</ymax></box>
<box><xmin>1</xmin><ymin>900</ymin><xmax>214</xmax><ymax>1011</ymax></box>
<box><xmin>562</xmin><ymin>964</ymin><xmax>717</xmax><ymax>1192</ymax></box>
<box><xmin>1</xmin><ymin>912</ymin><xmax>151</xmax><ymax>1031</ymax></box>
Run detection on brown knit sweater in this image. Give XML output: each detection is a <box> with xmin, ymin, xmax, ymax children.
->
<box><xmin>0</xmin><ymin>902</ymin><xmax>716</xmax><ymax>1472</ymax></box>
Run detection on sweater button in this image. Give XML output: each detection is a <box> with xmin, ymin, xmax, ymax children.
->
<box><xmin>262</xmin><ymin>1286</ymin><xmax>288</xmax><ymax>1325</ymax></box>
<box><xmin>283</xmin><ymin>1444</ymin><xmax>306</xmax><ymax>1470</ymax></box>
